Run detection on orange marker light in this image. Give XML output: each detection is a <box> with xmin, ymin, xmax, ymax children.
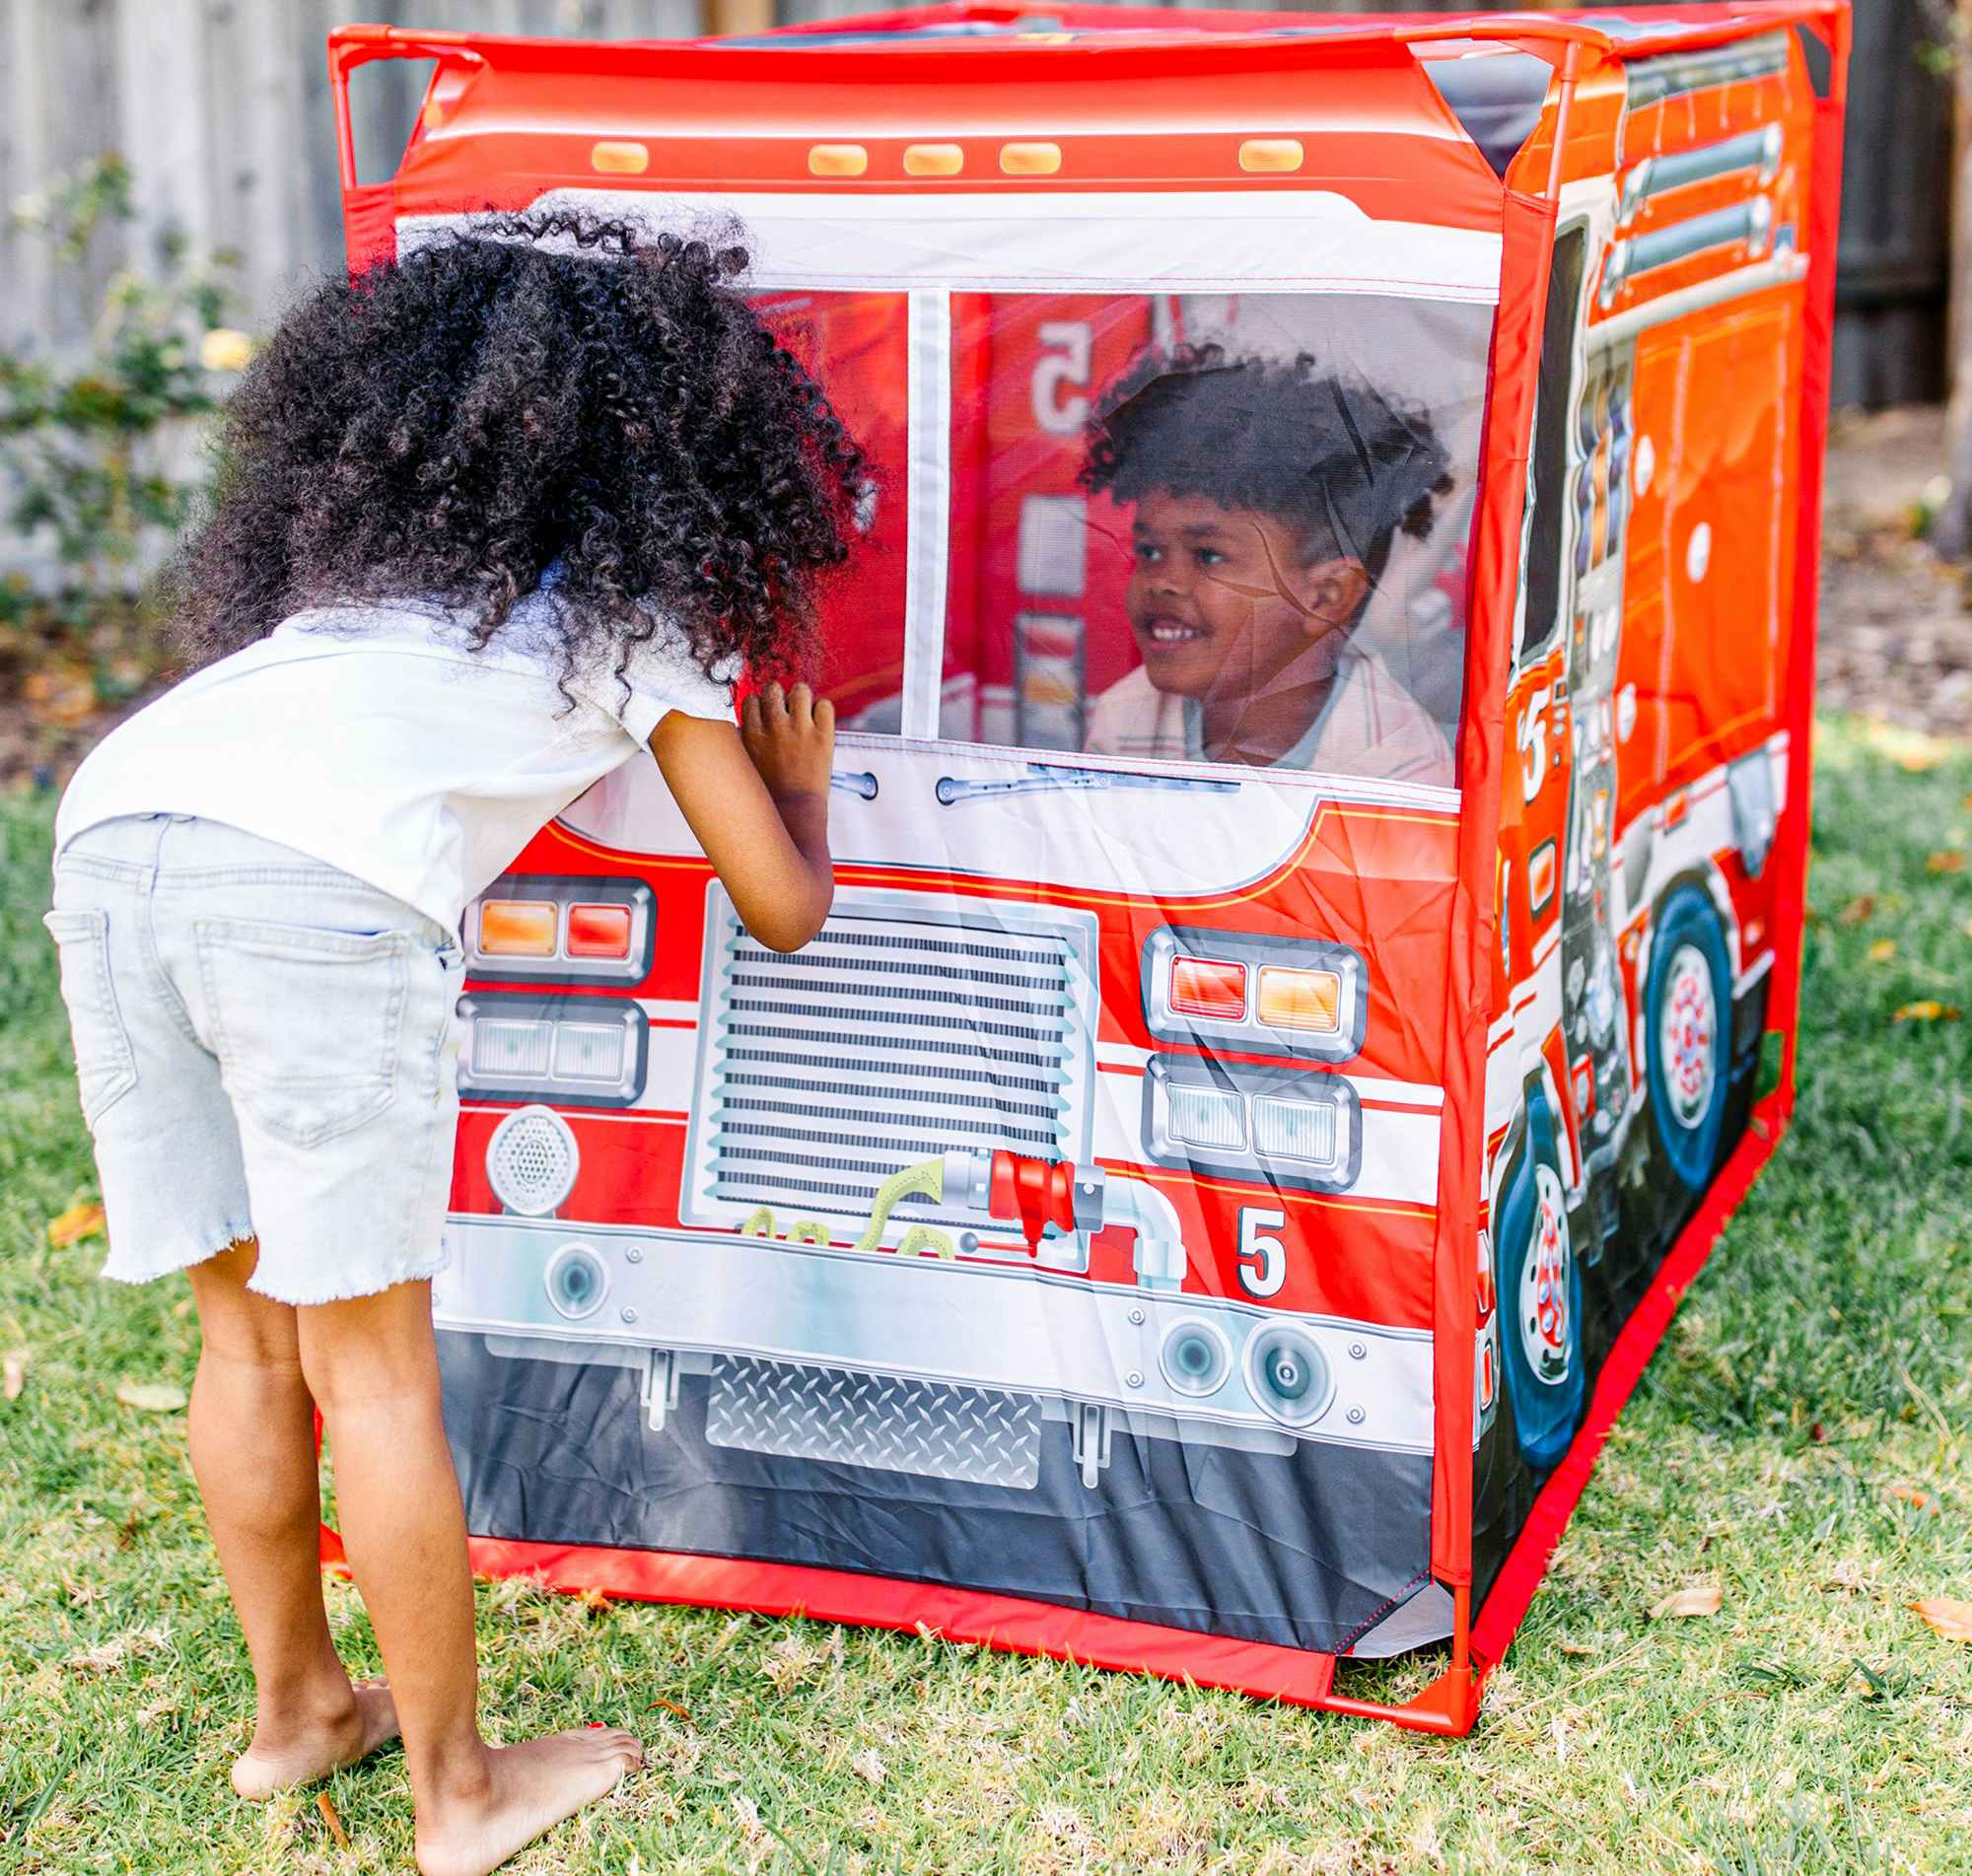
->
<box><xmin>903</xmin><ymin>143</ymin><xmax>964</xmax><ymax>176</ymax></box>
<box><xmin>1528</xmin><ymin>839</ymin><xmax>1557</xmax><ymax>913</ymax></box>
<box><xmin>1238</xmin><ymin>138</ymin><xmax>1303</xmax><ymax>174</ymax></box>
<box><xmin>809</xmin><ymin>144</ymin><xmax>869</xmax><ymax>177</ymax></box>
<box><xmin>1256</xmin><ymin>966</ymin><xmax>1342</xmax><ymax>1033</ymax></box>
<box><xmin>1000</xmin><ymin>142</ymin><xmax>1062</xmax><ymax>175</ymax></box>
<box><xmin>590</xmin><ymin>141</ymin><xmax>650</xmax><ymax>174</ymax></box>
<box><xmin>1169</xmin><ymin>956</ymin><xmax>1246</xmax><ymax>1021</ymax></box>
<box><xmin>566</xmin><ymin>903</ymin><xmax>633</xmax><ymax>960</ymax></box>
<box><xmin>479</xmin><ymin>900</ymin><xmax>559</xmax><ymax>957</ymax></box>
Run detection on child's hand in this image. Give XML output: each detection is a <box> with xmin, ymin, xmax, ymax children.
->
<box><xmin>740</xmin><ymin>681</ymin><xmax>834</xmax><ymax>804</ymax></box>
<box><xmin>653</xmin><ymin>684</ymin><xmax>835</xmax><ymax>951</ymax></box>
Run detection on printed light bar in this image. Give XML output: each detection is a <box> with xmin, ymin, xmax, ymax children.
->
<box><xmin>1255</xmin><ymin>966</ymin><xmax>1341</xmax><ymax>1035</ymax></box>
<box><xmin>458</xmin><ymin>993</ymin><xmax>648</xmax><ymax>1108</ymax></box>
<box><xmin>1143</xmin><ymin>926</ymin><xmax>1367</xmax><ymax>1063</ymax></box>
<box><xmin>479</xmin><ymin>900</ymin><xmax>559</xmax><ymax>957</ymax></box>
<box><xmin>1144</xmin><ymin>1057</ymin><xmax>1362</xmax><ymax>1193</ymax></box>
<box><xmin>1169</xmin><ymin>956</ymin><xmax>1247</xmax><ymax>1021</ymax></box>
<box><xmin>467</xmin><ymin>876</ymin><xmax>655</xmax><ymax>985</ymax></box>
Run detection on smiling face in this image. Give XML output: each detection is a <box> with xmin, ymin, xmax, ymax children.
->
<box><xmin>1125</xmin><ymin>490</ymin><xmax>1370</xmax><ymax>705</ymax></box>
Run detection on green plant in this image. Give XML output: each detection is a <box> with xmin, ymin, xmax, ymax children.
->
<box><xmin>1</xmin><ymin>155</ymin><xmax>246</xmax><ymax>775</ymax></box>
<box><xmin>2</xmin><ymin>154</ymin><xmax>244</xmax><ymax>603</ymax></box>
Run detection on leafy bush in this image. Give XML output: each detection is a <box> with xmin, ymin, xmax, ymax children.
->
<box><xmin>0</xmin><ymin>155</ymin><xmax>247</xmax><ymax>778</ymax></box>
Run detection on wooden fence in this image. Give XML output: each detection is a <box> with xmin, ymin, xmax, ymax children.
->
<box><xmin>0</xmin><ymin>0</ymin><xmax>1954</xmax><ymax>407</ymax></box>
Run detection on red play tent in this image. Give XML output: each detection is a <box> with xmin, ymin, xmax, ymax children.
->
<box><xmin>323</xmin><ymin>0</ymin><xmax>1847</xmax><ymax>1732</ymax></box>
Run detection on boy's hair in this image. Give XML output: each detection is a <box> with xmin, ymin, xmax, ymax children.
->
<box><xmin>1080</xmin><ymin>342</ymin><xmax>1453</xmax><ymax>585</ymax></box>
<box><xmin>171</xmin><ymin>211</ymin><xmax>864</xmax><ymax>686</ymax></box>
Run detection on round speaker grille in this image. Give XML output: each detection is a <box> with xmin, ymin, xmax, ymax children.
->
<box><xmin>543</xmin><ymin>1243</ymin><xmax>608</xmax><ymax>1321</ymax></box>
<box><xmin>1243</xmin><ymin>1323</ymin><xmax>1335</xmax><ymax>1429</ymax></box>
<box><xmin>1160</xmin><ymin>1319</ymin><xmax>1232</xmax><ymax>1398</ymax></box>
<box><xmin>486</xmin><ymin>1104</ymin><xmax>580</xmax><ymax>1216</ymax></box>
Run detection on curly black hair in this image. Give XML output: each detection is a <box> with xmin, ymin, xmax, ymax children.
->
<box><xmin>169</xmin><ymin>210</ymin><xmax>865</xmax><ymax>689</ymax></box>
<box><xmin>1080</xmin><ymin>342</ymin><xmax>1453</xmax><ymax>585</ymax></box>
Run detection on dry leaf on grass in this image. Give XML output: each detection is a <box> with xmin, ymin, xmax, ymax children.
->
<box><xmin>1912</xmin><ymin>1598</ymin><xmax>1972</xmax><ymax>1643</ymax></box>
<box><xmin>68</xmin><ymin>1638</ymin><xmax>131</xmax><ymax>1674</ymax></box>
<box><xmin>1894</xmin><ymin>1001</ymin><xmax>1962</xmax><ymax>1024</ymax></box>
<box><xmin>3</xmin><ymin>1350</ymin><xmax>25</xmax><ymax>1401</ymax></box>
<box><xmin>1652</xmin><ymin>1582</ymin><xmax>1723</xmax><ymax>1620</ymax></box>
<box><xmin>1836</xmin><ymin>895</ymin><xmax>1877</xmax><ymax>925</ymax></box>
<box><xmin>115</xmin><ymin>1380</ymin><xmax>187</xmax><ymax>1413</ymax></box>
<box><xmin>316</xmin><ymin>1791</ymin><xmax>352</xmax><ymax>1850</ymax></box>
<box><xmin>1888</xmin><ymin>1485</ymin><xmax>1933</xmax><ymax>1511</ymax></box>
<box><xmin>1866</xmin><ymin>938</ymin><xmax>1897</xmax><ymax>963</ymax></box>
<box><xmin>66</xmin><ymin>1627</ymin><xmax>168</xmax><ymax>1674</ymax></box>
<box><xmin>46</xmin><ymin>1201</ymin><xmax>106</xmax><ymax>1247</ymax></box>
<box><xmin>1927</xmin><ymin>851</ymin><xmax>1967</xmax><ymax>874</ymax></box>
<box><xmin>850</xmin><ymin>1747</ymin><xmax>886</xmax><ymax>1787</ymax></box>
<box><xmin>24</xmin><ymin>664</ymin><xmax>100</xmax><ymax>729</ymax></box>
<box><xmin>1865</xmin><ymin>722</ymin><xmax>1950</xmax><ymax>772</ymax></box>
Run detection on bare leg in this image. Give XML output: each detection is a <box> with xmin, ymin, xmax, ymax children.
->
<box><xmin>296</xmin><ymin>1280</ymin><xmax>640</xmax><ymax>1876</ymax></box>
<box><xmin>183</xmin><ymin>1238</ymin><xmax>399</xmax><ymax>1798</ymax></box>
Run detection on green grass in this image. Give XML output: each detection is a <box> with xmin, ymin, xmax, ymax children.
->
<box><xmin>2</xmin><ymin>717</ymin><xmax>1969</xmax><ymax>1876</ymax></box>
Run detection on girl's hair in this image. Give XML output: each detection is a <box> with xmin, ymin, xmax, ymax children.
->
<box><xmin>169</xmin><ymin>210</ymin><xmax>865</xmax><ymax>687</ymax></box>
<box><xmin>1080</xmin><ymin>342</ymin><xmax>1453</xmax><ymax>584</ymax></box>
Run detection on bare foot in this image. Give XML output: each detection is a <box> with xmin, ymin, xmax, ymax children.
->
<box><xmin>231</xmin><ymin>1677</ymin><xmax>400</xmax><ymax>1800</ymax></box>
<box><xmin>414</xmin><ymin>1728</ymin><xmax>643</xmax><ymax>1876</ymax></box>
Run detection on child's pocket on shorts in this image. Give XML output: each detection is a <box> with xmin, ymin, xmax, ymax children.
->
<box><xmin>41</xmin><ymin>908</ymin><xmax>139</xmax><ymax>1127</ymax></box>
<box><xmin>194</xmin><ymin>917</ymin><xmax>412</xmax><ymax>1149</ymax></box>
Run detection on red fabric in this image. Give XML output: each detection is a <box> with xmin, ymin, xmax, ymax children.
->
<box><xmin>340</xmin><ymin>184</ymin><xmax>400</xmax><ymax>280</ymax></box>
<box><xmin>1428</xmin><ymin>184</ymin><xmax>1557</xmax><ymax>1586</ymax></box>
<box><xmin>367</xmin><ymin>33</ymin><xmax>1506</xmax><ymax>234</ymax></box>
<box><xmin>458</xmin><ymin>1539</ymin><xmax>1340</xmax><ymax>1706</ymax></box>
<box><xmin>1470</xmin><ymin>1116</ymin><xmax>1777</xmax><ymax>1664</ymax></box>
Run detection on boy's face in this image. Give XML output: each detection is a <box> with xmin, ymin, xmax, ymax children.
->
<box><xmin>1125</xmin><ymin>492</ymin><xmax>1371</xmax><ymax>705</ymax></box>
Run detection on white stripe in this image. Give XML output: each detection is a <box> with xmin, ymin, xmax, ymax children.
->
<box><xmin>468</xmin><ymin>189</ymin><xmax>1505</xmax><ymax>300</ymax></box>
<box><xmin>901</xmin><ymin>288</ymin><xmax>951</xmax><ymax>740</ymax></box>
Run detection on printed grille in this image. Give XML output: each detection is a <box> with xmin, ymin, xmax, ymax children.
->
<box><xmin>698</xmin><ymin>902</ymin><xmax>1091</xmax><ymax>1230</ymax></box>
<box><xmin>704</xmin><ymin>1356</ymin><xmax>1043</xmax><ymax>1489</ymax></box>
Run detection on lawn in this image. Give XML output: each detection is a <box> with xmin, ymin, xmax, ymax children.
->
<box><xmin>2</xmin><ymin>716</ymin><xmax>1969</xmax><ymax>1876</ymax></box>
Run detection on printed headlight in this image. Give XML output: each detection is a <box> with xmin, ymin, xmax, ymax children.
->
<box><xmin>458</xmin><ymin>994</ymin><xmax>647</xmax><ymax>1108</ymax></box>
<box><xmin>1144</xmin><ymin>1058</ymin><xmax>1361</xmax><ymax>1194</ymax></box>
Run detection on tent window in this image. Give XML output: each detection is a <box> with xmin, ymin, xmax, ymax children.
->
<box><xmin>1520</xmin><ymin>226</ymin><xmax>1588</xmax><ymax>667</ymax></box>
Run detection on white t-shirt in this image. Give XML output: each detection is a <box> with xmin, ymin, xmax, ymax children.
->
<box><xmin>1082</xmin><ymin>640</ymin><xmax>1454</xmax><ymax>787</ymax></box>
<box><xmin>55</xmin><ymin>597</ymin><xmax>736</xmax><ymax>938</ymax></box>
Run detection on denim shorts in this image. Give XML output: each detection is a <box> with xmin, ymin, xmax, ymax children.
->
<box><xmin>44</xmin><ymin>814</ymin><xmax>466</xmax><ymax>1305</ymax></box>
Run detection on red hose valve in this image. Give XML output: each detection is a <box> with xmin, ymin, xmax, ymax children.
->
<box><xmin>988</xmin><ymin>1149</ymin><xmax>1080</xmax><ymax>1255</ymax></box>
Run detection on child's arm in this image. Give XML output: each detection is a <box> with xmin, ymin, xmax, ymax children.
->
<box><xmin>651</xmin><ymin>681</ymin><xmax>835</xmax><ymax>953</ymax></box>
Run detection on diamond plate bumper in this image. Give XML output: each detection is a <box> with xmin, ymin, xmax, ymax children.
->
<box><xmin>705</xmin><ymin>1356</ymin><xmax>1043</xmax><ymax>1488</ymax></box>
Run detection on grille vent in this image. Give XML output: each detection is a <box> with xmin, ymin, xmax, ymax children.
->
<box><xmin>688</xmin><ymin>893</ymin><xmax>1096</xmax><ymax>1233</ymax></box>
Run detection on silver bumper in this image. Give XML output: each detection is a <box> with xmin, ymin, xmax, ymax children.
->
<box><xmin>434</xmin><ymin>1215</ymin><xmax>1433</xmax><ymax>1485</ymax></box>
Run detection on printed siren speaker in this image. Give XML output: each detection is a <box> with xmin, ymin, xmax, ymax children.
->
<box><xmin>485</xmin><ymin>1105</ymin><xmax>581</xmax><ymax>1217</ymax></box>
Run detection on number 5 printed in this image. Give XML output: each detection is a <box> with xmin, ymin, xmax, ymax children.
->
<box><xmin>1031</xmin><ymin>319</ymin><xmax>1092</xmax><ymax>437</ymax></box>
<box><xmin>1237</xmin><ymin>1206</ymin><xmax>1288</xmax><ymax>1298</ymax></box>
<box><xmin>1517</xmin><ymin>684</ymin><xmax>1551</xmax><ymax>802</ymax></box>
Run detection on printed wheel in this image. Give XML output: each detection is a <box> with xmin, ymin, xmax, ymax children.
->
<box><xmin>1494</xmin><ymin>1095</ymin><xmax>1585</xmax><ymax>1471</ymax></box>
<box><xmin>1644</xmin><ymin>884</ymin><xmax>1731</xmax><ymax>1195</ymax></box>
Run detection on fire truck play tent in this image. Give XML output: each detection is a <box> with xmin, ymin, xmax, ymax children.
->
<box><xmin>324</xmin><ymin>1</ymin><xmax>1847</xmax><ymax>1733</ymax></box>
